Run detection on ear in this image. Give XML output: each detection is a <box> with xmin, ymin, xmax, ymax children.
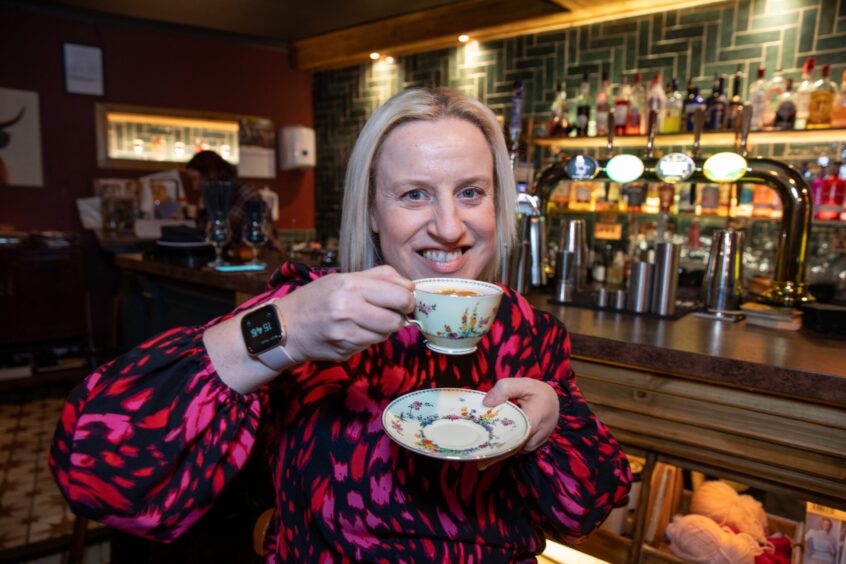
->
<box><xmin>369</xmin><ymin>208</ymin><xmax>380</xmax><ymax>234</ymax></box>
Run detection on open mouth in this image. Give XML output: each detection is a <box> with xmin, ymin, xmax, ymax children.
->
<box><xmin>418</xmin><ymin>248</ymin><xmax>467</xmax><ymax>263</ymax></box>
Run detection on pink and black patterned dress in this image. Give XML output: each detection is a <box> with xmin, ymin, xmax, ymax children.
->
<box><xmin>50</xmin><ymin>263</ymin><xmax>631</xmax><ymax>563</ymax></box>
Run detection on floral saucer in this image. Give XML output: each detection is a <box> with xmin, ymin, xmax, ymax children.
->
<box><xmin>381</xmin><ymin>388</ymin><xmax>531</xmax><ymax>461</ymax></box>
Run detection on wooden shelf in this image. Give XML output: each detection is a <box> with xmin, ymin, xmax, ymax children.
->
<box><xmin>532</xmin><ymin>127</ymin><xmax>846</xmax><ymax>150</ymax></box>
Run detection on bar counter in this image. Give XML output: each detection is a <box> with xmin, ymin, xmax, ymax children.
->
<box><xmin>115</xmin><ymin>254</ymin><xmax>846</xmax><ymax>408</ymax></box>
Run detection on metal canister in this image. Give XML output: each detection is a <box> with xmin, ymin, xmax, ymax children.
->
<box><xmin>626</xmin><ymin>261</ymin><xmax>654</xmax><ymax>313</ymax></box>
<box><xmin>651</xmin><ymin>242</ymin><xmax>681</xmax><ymax>317</ymax></box>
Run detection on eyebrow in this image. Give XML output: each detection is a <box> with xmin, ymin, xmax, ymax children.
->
<box><xmin>385</xmin><ymin>175</ymin><xmax>493</xmax><ymax>190</ymax></box>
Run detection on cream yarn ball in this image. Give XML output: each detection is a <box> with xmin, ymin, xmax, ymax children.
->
<box><xmin>666</xmin><ymin>514</ymin><xmax>764</xmax><ymax>564</ymax></box>
<box><xmin>689</xmin><ymin>480</ymin><xmax>768</xmax><ymax>543</ymax></box>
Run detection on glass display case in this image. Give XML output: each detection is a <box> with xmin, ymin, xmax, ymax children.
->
<box><xmin>95</xmin><ymin>103</ymin><xmax>243</xmax><ymax>170</ymax></box>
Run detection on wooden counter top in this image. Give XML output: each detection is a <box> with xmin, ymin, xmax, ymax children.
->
<box><xmin>529</xmin><ymin>295</ymin><xmax>846</xmax><ymax>407</ymax></box>
<box><xmin>115</xmin><ymin>255</ymin><xmax>846</xmax><ymax>407</ymax></box>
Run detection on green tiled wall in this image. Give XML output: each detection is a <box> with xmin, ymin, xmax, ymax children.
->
<box><xmin>313</xmin><ymin>0</ymin><xmax>846</xmax><ymax>239</ymax></box>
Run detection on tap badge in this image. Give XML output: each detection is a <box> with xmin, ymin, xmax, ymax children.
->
<box><xmin>703</xmin><ymin>152</ymin><xmax>748</xmax><ymax>183</ymax></box>
<box><xmin>605</xmin><ymin>154</ymin><xmax>645</xmax><ymax>184</ymax></box>
<box><xmin>656</xmin><ymin>153</ymin><xmax>696</xmax><ymax>184</ymax></box>
<box><xmin>565</xmin><ymin>155</ymin><xmax>599</xmax><ymax>180</ymax></box>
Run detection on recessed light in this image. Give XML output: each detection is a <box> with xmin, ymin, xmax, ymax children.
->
<box><xmin>458</xmin><ymin>34</ymin><xmax>470</xmax><ymax>43</ymax></box>
<box><xmin>385</xmin><ymin>56</ymin><xmax>395</xmax><ymax>64</ymax></box>
<box><xmin>369</xmin><ymin>52</ymin><xmax>380</xmax><ymax>60</ymax></box>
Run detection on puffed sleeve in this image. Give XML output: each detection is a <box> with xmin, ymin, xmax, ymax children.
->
<box><xmin>507</xmin><ymin>293</ymin><xmax>632</xmax><ymax>543</ymax></box>
<box><xmin>48</xmin><ymin>262</ymin><xmax>323</xmax><ymax>542</ymax></box>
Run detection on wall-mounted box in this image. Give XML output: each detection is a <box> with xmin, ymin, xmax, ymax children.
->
<box><xmin>278</xmin><ymin>126</ymin><xmax>315</xmax><ymax>170</ymax></box>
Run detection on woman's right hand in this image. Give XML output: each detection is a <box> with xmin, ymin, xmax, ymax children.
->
<box><xmin>276</xmin><ymin>265</ymin><xmax>416</xmax><ymax>363</ymax></box>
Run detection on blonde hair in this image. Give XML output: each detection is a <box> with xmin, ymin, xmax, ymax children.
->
<box><xmin>339</xmin><ymin>87</ymin><xmax>516</xmax><ymax>281</ymax></box>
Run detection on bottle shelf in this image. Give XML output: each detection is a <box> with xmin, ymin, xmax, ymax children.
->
<box><xmin>532</xmin><ymin>127</ymin><xmax>846</xmax><ymax>150</ymax></box>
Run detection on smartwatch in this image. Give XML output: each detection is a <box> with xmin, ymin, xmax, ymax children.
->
<box><xmin>240</xmin><ymin>303</ymin><xmax>296</xmax><ymax>371</ymax></box>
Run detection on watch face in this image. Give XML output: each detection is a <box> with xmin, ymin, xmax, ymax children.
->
<box><xmin>241</xmin><ymin>305</ymin><xmax>283</xmax><ymax>355</ymax></box>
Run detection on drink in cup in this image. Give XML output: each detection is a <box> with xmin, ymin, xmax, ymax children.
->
<box><xmin>407</xmin><ymin>278</ymin><xmax>503</xmax><ymax>355</ymax></box>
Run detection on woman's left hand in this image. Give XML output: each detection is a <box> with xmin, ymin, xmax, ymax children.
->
<box><xmin>478</xmin><ymin>378</ymin><xmax>559</xmax><ymax>471</ymax></box>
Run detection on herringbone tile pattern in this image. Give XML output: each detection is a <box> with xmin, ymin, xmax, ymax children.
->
<box><xmin>314</xmin><ymin>0</ymin><xmax>846</xmax><ymax>239</ymax></box>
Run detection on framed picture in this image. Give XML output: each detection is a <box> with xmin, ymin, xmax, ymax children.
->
<box><xmin>63</xmin><ymin>43</ymin><xmax>104</xmax><ymax>96</ymax></box>
<box><xmin>0</xmin><ymin>87</ymin><xmax>43</xmax><ymax>187</ymax></box>
<box><xmin>805</xmin><ymin>502</ymin><xmax>846</xmax><ymax>564</ymax></box>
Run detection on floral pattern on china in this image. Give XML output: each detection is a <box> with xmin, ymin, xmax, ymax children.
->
<box><xmin>416</xmin><ymin>302</ymin><xmax>493</xmax><ymax>339</ymax></box>
<box><xmin>381</xmin><ymin>388</ymin><xmax>530</xmax><ymax>461</ymax></box>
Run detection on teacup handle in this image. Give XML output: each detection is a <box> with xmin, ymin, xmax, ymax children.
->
<box><xmin>403</xmin><ymin>316</ymin><xmax>423</xmax><ymax>330</ymax></box>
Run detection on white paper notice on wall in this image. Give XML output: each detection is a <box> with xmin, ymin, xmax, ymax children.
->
<box><xmin>0</xmin><ymin>87</ymin><xmax>43</xmax><ymax>187</ymax></box>
<box><xmin>63</xmin><ymin>43</ymin><xmax>104</xmax><ymax>96</ymax></box>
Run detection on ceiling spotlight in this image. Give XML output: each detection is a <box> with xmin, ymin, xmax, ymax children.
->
<box><xmin>369</xmin><ymin>52</ymin><xmax>380</xmax><ymax>60</ymax></box>
<box><xmin>458</xmin><ymin>34</ymin><xmax>470</xmax><ymax>43</ymax></box>
<box><xmin>385</xmin><ymin>56</ymin><xmax>395</xmax><ymax>64</ymax></box>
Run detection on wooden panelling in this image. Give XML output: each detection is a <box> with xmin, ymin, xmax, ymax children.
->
<box><xmin>572</xmin><ymin>360</ymin><xmax>846</xmax><ymax>430</ymax></box>
<box><xmin>579</xmin><ymin>368</ymin><xmax>846</xmax><ymax>457</ymax></box>
<box><xmin>571</xmin><ymin>359</ymin><xmax>846</xmax><ymax>509</ymax></box>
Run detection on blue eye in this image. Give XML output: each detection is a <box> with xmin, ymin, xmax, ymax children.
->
<box><xmin>459</xmin><ymin>187</ymin><xmax>482</xmax><ymax>198</ymax></box>
<box><xmin>404</xmin><ymin>189</ymin><xmax>425</xmax><ymax>201</ymax></box>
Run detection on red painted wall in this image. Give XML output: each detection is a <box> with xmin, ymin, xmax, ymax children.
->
<box><xmin>0</xmin><ymin>6</ymin><xmax>314</xmax><ymax>232</ymax></box>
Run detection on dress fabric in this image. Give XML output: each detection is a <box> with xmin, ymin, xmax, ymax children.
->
<box><xmin>50</xmin><ymin>262</ymin><xmax>632</xmax><ymax>563</ymax></box>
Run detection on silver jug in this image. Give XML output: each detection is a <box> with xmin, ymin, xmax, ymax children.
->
<box><xmin>703</xmin><ymin>229</ymin><xmax>745</xmax><ymax>312</ymax></box>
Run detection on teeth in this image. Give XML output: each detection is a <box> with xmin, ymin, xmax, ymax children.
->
<box><xmin>422</xmin><ymin>249</ymin><xmax>463</xmax><ymax>262</ymax></box>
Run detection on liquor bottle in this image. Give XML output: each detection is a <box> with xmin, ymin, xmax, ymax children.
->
<box><xmin>774</xmin><ymin>78</ymin><xmax>797</xmax><ymax>130</ymax></box>
<box><xmin>724</xmin><ymin>69</ymin><xmax>744</xmax><ymax>131</ymax></box>
<box><xmin>699</xmin><ymin>183</ymin><xmax>721</xmax><ymax>215</ymax></box>
<box><xmin>548</xmin><ymin>82</ymin><xmax>571</xmax><ymax>137</ymax></box>
<box><xmin>831</xmin><ymin>70</ymin><xmax>846</xmax><ymax>128</ymax></box>
<box><xmin>614</xmin><ymin>77</ymin><xmax>631</xmax><ymax>136</ymax></box>
<box><xmin>647</xmin><ymin>74</ymin><xmax>667</xmax><ymax>133</ymax></box>
<box><xmin>658</xmin><ymin>183</ymin><xmax>675</xmax><ymax>214</ymax></box>
<box><xmin>751</xmin><ymin>184</ymin><xmax>776</xmax><ymax>218</ymax></box>
<box><xmin>794</xmin><ymin>57</ymin><xmax>816</xmax><ymax>129</ymax></box>
<box><xmin>763</xmin><ymin>69</ymin><xmax>786</xmax><ymax>129</ymax></box>
<box><xmin>661</xmin><ymin>78</ymin><xmax>684</xmax><ymax>134</ymax></box>
<box><xmin>815</xmin><ymin>163</ymin><xmax>845</xmax><ymax>220</ymax></box>
<box><xmin>677</xmin><ymin>183</ymin><xmax>696</xmax><ymax>213</ymax></box>
<box><xmin>575</xmin><ymin>73</ymin><xmax>592</xmax><ymax>137</ymax></box>
<box><xmin>569</xmin><ymin>180</ymin><xmax>594</xmax><ymax>211</ymax></box>
<box><xmin>749</xmin><ymin>68</ymin><xmax>768</xmax><ymax>131</ymax></box>
<box><xmin>626</xmin><ymin>73</ymin><xmax>646</xmax><ymax>135</ymax></box>
<box><xmin>704</xmin><ymin>74</ymin><xmax>727</xmax><ymax>131</ymax></box>
<box><xmin>684</xmin><ymin>87</ymin><xmax>706</xmax><ymax>132</ymax></box>
<box><xmin>735</xmin><ymin>184</ymin><xmax>754</xmax><ymax>217</ymax></box>
<box><xmin>643</xmin><ymin>182</ymin><xmax>660</xmax><ymax>214</ymax></box>
<box><xmin>625</xmin><ymin>182</ymin><xmax>646</xmax><ymax>213</ymax></box>
<box><xmin>596</xmin><ymin>72</ymin><xmax>611</xmax><ymax>136</ymax></box>
<box><xmin>807</xmin><ymin>64</ymin><xmax>838</xmax><ymax>129</ymax></box>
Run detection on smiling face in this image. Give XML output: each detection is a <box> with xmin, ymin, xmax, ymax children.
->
<box><xmin>370</xmin><ymin>117</ymin><xmax>497</xmax><ymax>281</ymax></box>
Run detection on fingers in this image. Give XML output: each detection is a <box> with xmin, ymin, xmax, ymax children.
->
<box><xmin>482</xmin><ymin>378</ymin><xmax>528</xmax><ymax>407</ymax></box>
<box><xmin>360</xmin><ymin>265</ymin><xmax>415</xmax><ymax>290</ymax></box>
<box><xmin>482</xmin><ymin>378</ymin><xmax>559</xmax><ymax>454</ymax></box>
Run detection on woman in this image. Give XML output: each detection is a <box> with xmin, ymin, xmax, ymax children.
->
<box><xmin>50</xmin><ymin>87</ymin><xmax>631</xmax><ymax>562</ymax></box>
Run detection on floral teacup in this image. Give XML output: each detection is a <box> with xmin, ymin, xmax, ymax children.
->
<box><xmin>408</xmin><ymin>278</ymin><xmax>503</xmax><ymax>355</ymax></box>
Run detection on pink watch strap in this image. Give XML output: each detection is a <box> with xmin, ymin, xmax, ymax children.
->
<box><xmin>257</xmin><ymin>344</ymin><xmax>296</xmax><ymax>372</ymax></box>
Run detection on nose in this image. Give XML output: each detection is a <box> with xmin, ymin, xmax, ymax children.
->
<box><xmin>428</xmin><ymin>199</ymin><xmax>466</xmax><ymax>243</ymax></box>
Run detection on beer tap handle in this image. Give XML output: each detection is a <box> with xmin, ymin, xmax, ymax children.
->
<box><xmin>606</xmin><ymin>111</ymin><xmax>616</xmax><ymax>156</ymax></box>
<box><xmin>738</xmin><ymin>104</ymin><xmax>753</xmax><ymax>158</ymax></box>
<box><xmin>691</xmin><ymin>107</ymin><xmax>705</xmax><ymax>159</ymax></box>
<box><xmin>646</xmin><ymin>109</ymin><xmax>658</xmax><ymax>159</ymax></box>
